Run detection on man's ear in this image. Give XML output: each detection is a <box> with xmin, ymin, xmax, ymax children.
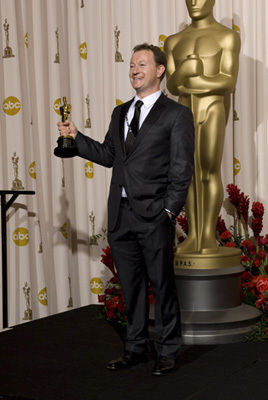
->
<box><xmin>157</xmin><ymin>65</ymin><xmax>165</xmax><ymax>79</ymax></box>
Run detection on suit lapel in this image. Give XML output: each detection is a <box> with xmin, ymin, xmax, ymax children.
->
<box><xmin>119</xmin><ymin>99</ymin><xmax>133</xmax><ymax>153</ymax></box>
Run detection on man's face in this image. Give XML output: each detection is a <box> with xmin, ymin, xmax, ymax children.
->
<box><xmin>129</xmin><ymin>50</ymin><xmax>164</xmax><ymax>98</ymax></box>
<box><xmin>186</xmin><ymin>0</ymin><xmax>215</xmax><ymax>20</ymax></box>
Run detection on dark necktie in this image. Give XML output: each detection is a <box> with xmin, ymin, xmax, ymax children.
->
<box><xmin>125</xmin><ymin>100</ymin><xmax>143</xmax><ymax>155</ymax></box>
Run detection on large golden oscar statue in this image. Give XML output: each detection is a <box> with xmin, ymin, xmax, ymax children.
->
<box><xmin>165</xmin><ymin>0</ymin><xmax>241</xmax><ymax>268</ymax></box>
<box><xmin>163</xmin><ymin>1</ymin><xmax>260</xmax><ymax>344</ymax></box>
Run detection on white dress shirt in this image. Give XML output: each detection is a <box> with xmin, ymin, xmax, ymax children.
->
<box><xmin>122</xmin><ymin>90</ymin><xmax>162</xmax><ymax>198</ymax></box>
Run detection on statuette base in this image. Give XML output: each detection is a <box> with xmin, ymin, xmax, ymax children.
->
<box><xmin>23</xmin><ymin>309</ymin><xmax>32</xmax><ymax>321</ymax></box>
<box><xmin>11</xmin><ymin>179</ymin><xmax>24</xmax><ymax>191</ymax></box>
<box><xmin>54</xmin><ymin>136</ymin><xmax>77</xmax><ymax>158</ymax></box>
<box><xmin>3</xmin><ymin>46</ymin><xmax>15</xmax><ymax>58</ymax></box>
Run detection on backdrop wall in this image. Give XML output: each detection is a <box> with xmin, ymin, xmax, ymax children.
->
<box><xmin>0</xmin><ymin>0</ymin><xmax>267</xmax><ymax>327</ymax></box>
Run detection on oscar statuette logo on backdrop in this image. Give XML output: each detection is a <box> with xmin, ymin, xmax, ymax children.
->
<box><xmin>2</xmin><ymin>18</ymin><xmax>15</xmax><ymax>58</ymax></box>
<box><xmin>22</xmin><ymin>282</ymin><xmax>32</xmax><ymax>320</ymax></box>
<box><xmin>89</xmin><ymin>211</ymin><xmax>97</xmax><ymax>245</ymax></box>
<box><xmin>114</xmin><ymin>25</ymin><xmax>123</xmax><ymax>62</ymax></box>
<box><xmin>67</xmin><ymin>274</ymin><xmax>73</xmax><ymax>308</ymax></box>
<box><xmin>54</xmin><ymin>27</ymin><xmax>60</xmax><ymax>63</ymax></box>
<box><xmin>11</xmin><ymin>152</ymin><xmax>24</xmax><ymax>190</ymax></box>
<box><xmin>84</xmin><ymin>94</ymin><xmax>91</xmax><ymax>128</ymax></box>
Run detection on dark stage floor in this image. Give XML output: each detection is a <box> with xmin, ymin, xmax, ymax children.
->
<box><xmin>0</xmin><ymin>305</ymin><xmax>267</xmax><ymax>400</ymax></box>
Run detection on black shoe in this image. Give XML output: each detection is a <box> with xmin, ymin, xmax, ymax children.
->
<box><xmin>152</xmin><ymin>356</ymin><xmax>175</xmax><ymax>376</ymax></box>
<box><xmin>107</xmin><ymin>350</ymin><xmax>148</xmax><ymax>370</ymax></box>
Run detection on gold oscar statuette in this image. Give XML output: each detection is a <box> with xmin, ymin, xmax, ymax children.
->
<box><xmin>54</xmin><ymin>96</ymin><xmax>78</xmax><ymax>158</ymax></box>
<box><xmin>165</xmin><ymin>0</ymin><xmax>241</xmax><ymax>268</ymax></box>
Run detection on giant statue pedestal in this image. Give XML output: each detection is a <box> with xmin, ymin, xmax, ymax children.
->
<box><xmin>174</xmin><ymin>248</ymin><xmax>261</xmax><ymax>344</ymax></box>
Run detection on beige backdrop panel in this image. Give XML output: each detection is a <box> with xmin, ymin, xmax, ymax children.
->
<box><xmin>0</xmin><ymin>0</ymin><xmax>267</xmax><ymax>328</ymax></box>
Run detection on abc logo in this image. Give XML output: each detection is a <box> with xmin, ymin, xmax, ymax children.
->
<box><xmin>12</xmin><ymin>227</ymin><xmax>29</xmax><ymax>246</ymax></box>
<box><xmin>85</xmin><ymin>161</ymin><xmax>94</xmax><ymax>179</ymax></box>
<box><xmin>158</xmin><ymin>34</ymin><xmax>167</xmax><ymax>51</ymax></box>
<box><xmin>234</xmin><ymin>157</ymin><xmax>241</xmax><ymax>176</ymax></box>
<box><xmin>3</xmin><ymin>96</ymin><xmax>21</xmax><ymax>116</ymax></box>
<box><xmin>38</xmin><ymin>287</ymin><xmax>48</xmax><ymax>306</ymax></box>
<box><xmin>61</xmin><ymin>222</ymin><xmax>68</xmax><ymax>239</ymax></box>
<box><xmin>116</xmin><ymin>99</ymin><xmax>123</xmax><ymax>106</ymax></box>
<box><xmin>28</xmin><ymin>161</ymin><xmax>36</xmax><ymax>179</ymax></box>
<box><xmin>233</xmin><ymin>24</ymin><xmax>241</xmax><ymax>34</ymax></box>
<box><xmin>53</xmin><ymin>98</ymin><xmax>62</xmax><ymax>115</ymax></box>
<box><xmin>24</xmin><ymin>32</ymin><xmax>28</xmax><ymax>47</ymax></box>
<box><xmin>80</xmin><ymin>42</ymin><xmax>87</xmax><ymax>59</ymax></box>
<box><xmin>90</xmin><ymin>277</ymin><xmax>104</xmax><ymax>294</ymax></box>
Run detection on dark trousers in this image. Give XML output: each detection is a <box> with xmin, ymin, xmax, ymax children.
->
<box><xmin>108</xmin><ymin>199</ymin><xmax>181</xmax><ymax>359</ymax></box>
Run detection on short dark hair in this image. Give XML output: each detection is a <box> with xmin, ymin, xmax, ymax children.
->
<box><xmin>132</xmin><ymin>43</ymin><xmax>166</xmax><ymax>81</ymax></box>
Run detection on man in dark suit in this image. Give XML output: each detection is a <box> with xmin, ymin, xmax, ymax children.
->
<box><xmin>58</xmin><ymin>43</ymin><xmax>194</xmax><ymax>376</ymax></box>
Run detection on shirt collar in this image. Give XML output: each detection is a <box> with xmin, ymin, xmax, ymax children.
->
<box><xmin>134</xmin><ymin>90</ymin><xmax>162</xmax><ymax>109</ymax></box>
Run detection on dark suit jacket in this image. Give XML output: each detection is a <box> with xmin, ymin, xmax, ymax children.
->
<box><xmin>75</xmin><ymin>92</ymin><xmax>194</xmax><ymax>231</ymax></box>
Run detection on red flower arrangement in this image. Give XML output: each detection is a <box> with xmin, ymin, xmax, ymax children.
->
<box><xmin>226</xmin><ymin>183</ymin><xmax>250</xmax><ymax>237</ymax></box>
<box><xmin>216</xmin><ymin>216</ymin><xmax>227</xmax><ymax>235</ymax></box>
<box><xmin>100</xmin><ymin>246</ymin><xmax>118</xmax><ymax>278</ymax></box>
<box><xmin>98</xmin><ymin>245</ymin><xmax>154</xmax><ymax>326</ymax></box>
<box><xmin>177</xmin><ymin>184</ymin><xmax>268</xmax><ymax>341</ymax></box>
<box><xmin>251</xmin><ymin>202</ymin><xmax>264</xmax><ymax>243</ymax></box>
<box><xmin>177</xmin><ymin>214</ymin><xmax>188</xmax><ymax>235</ymax></box>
